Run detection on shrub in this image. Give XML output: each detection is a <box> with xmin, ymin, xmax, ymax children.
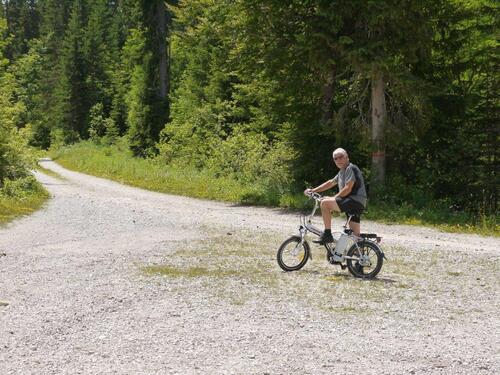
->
<box><xmin>206</xmin><ymin>128</ymin><xmax>296</xmax><ymax>201</ymax></box>
<box><xmin>0</xmin><ymin>175</ymin><xmax>43</xmax><ymax>198</ymax></box>
<box><xmin>88</xmin><ymin>103</ymin><xmax>106</xmax><ymax>141</ymax></box>
<box><xmin>103</xmin><ymin>117</ymin><xmax>119</xmax><ymax>145</ymax></box>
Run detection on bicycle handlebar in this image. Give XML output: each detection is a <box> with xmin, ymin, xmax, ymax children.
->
<box><xmin>305</xmin><ymin>191</ymin><xmax>322</xmax><ymax>201</ymax></box>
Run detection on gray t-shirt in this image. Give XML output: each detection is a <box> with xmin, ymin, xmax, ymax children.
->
<box><xmin>331</xmin><ymin>163</ymin><xmax>367</xmax><ymax>207</ymax></box>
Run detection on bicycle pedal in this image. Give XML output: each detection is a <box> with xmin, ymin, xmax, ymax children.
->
<box><xmin>328</xmin><ymin>258</ymin><xmax>342</xmax><ymax>266</ymax></box>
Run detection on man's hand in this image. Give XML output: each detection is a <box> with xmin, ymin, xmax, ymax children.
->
<box><xmin>304</xmin><ymin>188</ymin><xmax>313</xmax><ymax>196</ymax></box>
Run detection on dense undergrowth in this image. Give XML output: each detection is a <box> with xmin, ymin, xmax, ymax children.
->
<box><xmin>52</xmin><ymin>140</ymin><xmax>498</xmax><ymax>236</ymax></box>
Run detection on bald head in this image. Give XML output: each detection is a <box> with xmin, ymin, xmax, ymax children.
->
<box><xmin>333</xmin><ymin>148</ymin><xmax>348</xmax><ymax>158</ymax></box>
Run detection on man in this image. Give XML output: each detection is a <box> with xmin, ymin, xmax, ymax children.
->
<box><xmin>304</xmin><ymin>148</ymin><xmax>367</xmax><ymax>244</ymax></box>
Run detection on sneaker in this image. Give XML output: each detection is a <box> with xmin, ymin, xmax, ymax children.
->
<box><xmin>314</xmin><ymin>231</ymin><xmax>334</xmax><ymax>245</ymax></box>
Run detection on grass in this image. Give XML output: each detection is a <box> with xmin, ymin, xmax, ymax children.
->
<box><xmin>365</xmin><ymin>202</ymin><xmax>498</xmax><ymax>236</ymax></box>
<box><xmin>51</xmin><ymin>139</ymin><xmax>498</xmax><ymax>236</ymax></box>
<box><xmin>52</xmin><ymin>140</ymin><xmax>249</xmax><ymax>203</ymax></box>
<box><xmin>143</xmin><ymin>265</ymin><xmax>239</xmax><ymax>278</ymax></box>
<box><xmin>36</xmin><ymin>164</ymin><xmax>66</xmax><ymax>180</ymax></box>
<box><xmin>0</xmin><ymin>186</ymin><xmax>49</xmax><ymax>225</ymax></box>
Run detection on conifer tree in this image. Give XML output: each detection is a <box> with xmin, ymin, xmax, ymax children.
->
<box><xmin>83</xmin><ymin>0</ymin><xmax>114</xmax><ymax>114</ymax></box>
<box><xmin>54</xmin><ymin>0</ymin><xmax>88</xmax><ymax>143</ymax></box>
<box><xmin>2</xmin><ymin>0</ymin><xmax>40</xmax><ymax>59</ymax></box>
<box><xmin>125</xmin><ymin>0</ymin><xmax>171</xmax><ymax>156</ymax></box>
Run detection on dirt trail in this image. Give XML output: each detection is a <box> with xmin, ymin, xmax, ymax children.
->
<box><xmin>0</xmin><ymin>160</ymin><xmax>498</xmax><ymax>374</ymax></box>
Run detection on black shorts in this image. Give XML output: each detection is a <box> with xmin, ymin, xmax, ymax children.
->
<box><xmin>335</xmin><ymin>197</ymin><xmax>364</xmax><ymax>223</ymax></box>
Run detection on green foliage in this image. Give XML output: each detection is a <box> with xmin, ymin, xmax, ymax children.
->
<box><xmin>103</xmin><ymin>117</ymin><xmax>119</xmax><ymax>145</ymax></box>
<box><xmin>0</xmin><ymin>16</ymin><xmax>35</xmax><ymax>185</ymax></box>
<box><xmin>206</xmin><ymin>129</ymin><xmax>296</xmax><ymax>199</ymax></box>
<box><xmin>88</xmin><ymin>102</ymin><xmax>120</xmax><ymax>145</ymax></box>
<box><xmin>53</xmin><ymin>0</ymin><xmax>88</xmax><ymax>142</ymax></box>
<box><xmin>88</xmin><ymin>103</ymin><xmax>106</xmax><ymax>141</ymax></box>
<box><xmin>0</xmin><ymin>124</ymin><xmax>35</xmax><ymax>185</ymax></box>
<box><xmin>2</xmin><ymin>0</ymin><xmax>40</xmax><ymax>59</ymax></box>
<box><xmin>0</xmin><ymin>175</ymin><xmax>44</xmax><ymax>198</ymax></box>
<box><xmin>0</xmin><ymin>182</ymin><xmax>49</xmax><ymax>225</ymax></box>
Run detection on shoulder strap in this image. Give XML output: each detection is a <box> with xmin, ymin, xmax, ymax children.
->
<box><xmin>351</xmin><ymin>165</ymin><xmax>361</xmax><ymax>195</ymax></box>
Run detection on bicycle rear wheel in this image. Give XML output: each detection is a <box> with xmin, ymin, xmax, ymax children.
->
<box><xmin>346</xmin><ymin>241</ymin><xmax>383</xmax><ymax>279</ymax></box>
<box><xmin>277</xmin><ymin>236</ymin><xmax>310</xmax><ymax>271</ymax></box>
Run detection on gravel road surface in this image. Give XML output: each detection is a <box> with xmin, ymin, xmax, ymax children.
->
<box><xmin>0</xmin><ymin>159</ymin><xmax>498</xmax><ymax>374</ymax></box>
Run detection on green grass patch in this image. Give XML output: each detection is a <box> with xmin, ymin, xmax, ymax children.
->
<box><xmin>143</xmin><ymin>265</ymin><xmax>239</xmax><ymax>278</ymax></box>
<box><xmin>36</xmin><ymin>164</ymin><xmax>66</xmax><ymax>180</ymax></box>
<box><xmin>51</xmin><ymin>140</ymin><xmax>498</xmax><ymax>236</ymax></box>
<box><xmin>0</xmin><ymin>178</ymin><xmax>49</xmax><ymax>225</ymax></box>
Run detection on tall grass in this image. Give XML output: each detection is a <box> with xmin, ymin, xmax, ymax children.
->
<box><xmin>52</xmin><ymin>140</ymin><xmax>498</xmax><ymax>236</ymax></box>
<box><xmin>52</xmin><ymin>140</ymin><xmax>267</xmax><ymax>203</ymax></box>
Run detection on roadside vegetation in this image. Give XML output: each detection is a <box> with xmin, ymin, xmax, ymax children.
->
<box><xmin>0</xmin><ymin>176</ymin><xmax>49</xmax><ymax>225</ymax></box>
<box><xmin>53</xmin><ymin>140</ymin><xmax>498</xmax><ymax>236</ymax></box>
<box><xmin>0</xmin><ymin>16</ymin><xmax>48</xmax><ymax>225</ymax></box>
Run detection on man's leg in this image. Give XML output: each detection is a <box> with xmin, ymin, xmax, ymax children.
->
<box><xmin>320</xmin><ymin>197</ymin><xmax>341</xmax><ymax>229</ymax></box>
<box><xmin>349</xmin><ymin>220</ymin><xmax>361</xmax><ymax>236</ymax></box>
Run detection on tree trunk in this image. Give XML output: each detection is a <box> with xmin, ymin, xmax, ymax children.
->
<box><xmin>320</xmin><ymin>65</ymin><xmax>336</xmax><ymax>125</ymax></box>
<box><xmin>156</xmin><ymin>1</ymin><xmax>167</xmax><ymax>99</ymax></box>
<box><xmin>370</xmin><ymin>73</ymin><xmax>386</xmax><ymax>187</ymax></box>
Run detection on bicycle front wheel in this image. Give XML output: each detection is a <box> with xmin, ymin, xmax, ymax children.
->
<box><xmin>277</xmin><ymin>236</ymin><xmax>310</xmax><ymax>271</ymax></box>
<box><xmin>346</xmin><ymin>241</ymin><xmax>383</xmax><ymax>279</ymax></box>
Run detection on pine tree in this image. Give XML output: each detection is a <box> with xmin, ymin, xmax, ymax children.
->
<box><xmin>83</xmin><ymin>0</ymin><xmax>113</xmax><ymax>112</ymax></box>
<box><xmin>3</xmin><ymin>0</ymin><xmax>40</xmax><ymax>59</ymax></box>
<box><xmin>124</xmin><ymin>0</ymin><xmax>171</xmax><ymax>156</ymax></box>
<box><xmin>54</xmin><ymin>0</ymin><xmax>88</xmax><ymax>143</ymax></box>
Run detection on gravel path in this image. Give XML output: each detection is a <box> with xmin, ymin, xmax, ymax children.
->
<box><xmin>0</xmin><ymin>160</ymin><xmax>498</xmax><ymax>374</ymax></box>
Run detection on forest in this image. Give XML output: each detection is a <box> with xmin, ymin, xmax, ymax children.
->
<box><xmin>0</xmin><ymin>0</ymin><xmax>498</xmax><ymax>231</ymax></box>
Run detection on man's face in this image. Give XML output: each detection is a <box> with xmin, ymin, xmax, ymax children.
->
<box><xmin>333</xmin><ymin>153</ymin><xmax>348</xmax><ymax>168</ymax></box>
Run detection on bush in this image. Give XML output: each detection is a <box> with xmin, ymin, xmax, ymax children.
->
<box><xmin>0</xmin><ymin>175</ymin><xmax>43</xmax><ymax>198</ymax></box>
<box><xmin>0</xmin><ymin>125</ymin><xmax>35</xmax><ymax>186</ymax></box>
<box><xmin>205</xmin><ymin>128</ymin><xmax>296</xmax><ymax>202</ymax></box>
<box><xmin>88</xmin><ymin>103</ymin><xmax>106</xmax><ymax>141</ymax></box>
<box><xmin>103</xmin><ymin>117</ymin><xmax>119</xmax><ymax>145</ymax></box>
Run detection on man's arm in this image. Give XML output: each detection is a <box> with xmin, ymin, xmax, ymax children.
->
<box><xmin>305</xmin><ymin>179</ymin><xmax>337</xmax><ymax>194</ymax></box>
<box><xmin>334</xmin><ymin>180</ymin><xmax>354</xmax><ymax>198</ymax></box>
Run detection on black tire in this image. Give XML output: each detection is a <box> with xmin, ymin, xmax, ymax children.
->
<box><xmin>277</xmin><ymin>236</ymin><xmax>310</xmax><ymax>271</ymax></box>
<box><xmin>346</xmin><ymin>241</ymin><xmax>383</xmax><ymax>279</ymax></box>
